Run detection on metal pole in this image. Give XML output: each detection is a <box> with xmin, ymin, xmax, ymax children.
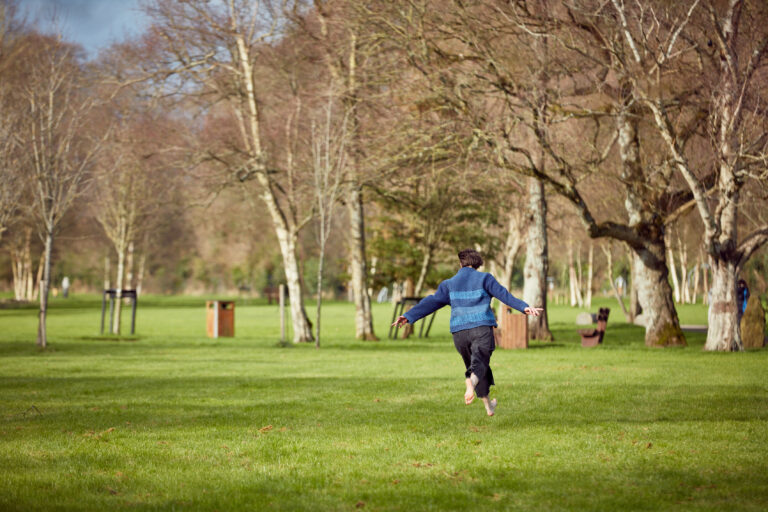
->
<box><xmin>425</xmin><ymin>311</ymin><xmax>437</xmax><ymax>337</ymax></box>
<box><xmin>130</xmin><ymin>296</ymin><xmax>137</xmax><ymax>335</ymax></box>
<box><xmin>279</xmin><ymin>284</ymin><xmax>286</xmax><ymax>342</ymax></box>
<box><xmin>108</xmin><ymin>292</ymin><xmax>115</xmax><ymax>334</ymax></box>
<box><xmin>388</xmin><ymin>300</ymin><xmax>402</xmax><ymax>339</ymax></box>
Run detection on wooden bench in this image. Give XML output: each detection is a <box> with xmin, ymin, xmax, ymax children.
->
<box><xmin>579</xmin><ymin>307</ymin><xmax>610</xmax><ymax>347</ymax></box>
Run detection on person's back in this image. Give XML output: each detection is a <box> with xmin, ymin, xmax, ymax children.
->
<box><xmin>392</xmin><ymin>249</ymin><xmax>541</xmax><ymax>417</ymax></box>
<box><xmin>414</xmin><ymin>266</ymin><xmax>528</xmax><ymax>333</ymax></box>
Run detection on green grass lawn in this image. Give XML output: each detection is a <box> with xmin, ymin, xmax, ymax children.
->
<box><xmin>1</xmin><ymin>295</ymin><xmax>767</xmax><ymax>511</ymax></box>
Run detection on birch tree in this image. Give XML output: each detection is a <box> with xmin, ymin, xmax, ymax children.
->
<box><xmin>21</xmin><ymin>37</ymin><xmax>104</xmax><ymax>348</ymax></box>
<box><xmin>300</xmin><ymin>0</ymin><xmax>383</xmax><ymax>340</ymax></box>
<box><xmin>393</xmin><ymin>0</ymin><xmax>697</xmax><ymax>346</ymax></box>
<box><xmin>0</xmin><ymin>0</ymin><xmax>25</xmax><ymax>242</ymax></box>
<box><xmin>92</xmin><ymin>115</ymin><xmax>172</xmax><ymax>334</ymax></box>
<box><xmin>0</xmin><ymin>97</ymin><xmax>21</xmax><ymax>242</ymax></box>
<box><xmin>604</xmin><ymin>0</ymin><xmax>768</xmax><ymax>350</ymax></box>
<box><xmin>311</xmin><ymin>93</ymin><xmax>347</xmax><ymax>349</ymax></box>
<box><xmin>145</xmin><ymin>0</ymin><xmax>315</xmax><ymax>342</ymax></box>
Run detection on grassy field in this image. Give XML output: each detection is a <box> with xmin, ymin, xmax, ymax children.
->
<box><xmin>1</xmin><ymin>294</ymin><xmax>767</xmax><ymax>511</ymax></box>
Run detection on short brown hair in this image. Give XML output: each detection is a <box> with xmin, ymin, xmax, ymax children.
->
<box><xmin>458</xmin><ymin>249</ymin><xmax>483</xmax><ymax>269</ymax></box>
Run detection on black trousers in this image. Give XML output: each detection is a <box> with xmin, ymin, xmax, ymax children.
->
<box><xmin>452</xmin><ymin>325</ymin><xmax>495</xmax><ymax>398</ymax></box>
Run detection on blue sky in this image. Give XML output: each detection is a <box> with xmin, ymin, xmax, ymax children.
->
<box><xmin>21</xmin><ymin>0</ymin><xmax>150</xmax><ymax>58</ymax></box>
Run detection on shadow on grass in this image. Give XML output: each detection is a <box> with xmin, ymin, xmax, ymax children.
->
<box><xmin>3</xmin><ymin>374</ymin><xmax>768</xmax><ymax>429</ymax></box>
<box><xmin>79</xmin><ymin>336</ymin><xmax>141</xmax><ymax>342</ymax></box>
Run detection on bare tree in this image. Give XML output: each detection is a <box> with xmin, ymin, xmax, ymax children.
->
<box><xmin>497</xmin><ymin>209</ymin><xmax>526</xmax><ymax>290</ymax></box>
<box><xmin>522</xmin><ymin>178</ymin><xmax>553</xmax><ymax>339</ymax></box>
<box><xmin>0</xmin><ymin>0</ymin><xmax>25</xmax><ymax>242</ymax></box>
<box><xmin>20</xmin><ymin>37</ymin><xmax>104</xmax><ymax>347</ymax></box>
<box><xmin>0</xmin><ymin>100</ymin><xmax>21</xmax><ymax>242</ymax></box>
<box><xmin>92</xmin><ymin>116</ymin><xmax>171</xmax><ymax>334</ymax></box>
<box><xmin>605</xmin><ymin>0</ymin><xmax>768</xmax><ymax>350</ymax></box>
<box><xmin>392</xmin><ymin>0</ymin><xmax>695</xmax><ymax>346</ymax></box>
<box><xmin>297</xmin><ymin>1</ymin><xmax>388</xmax><ymax>340</ymax></box>
<box><xmin>311</xmin><ymin>92</ymin><xmax>347</xmax><ymax>348</ymax></box>
<box><xmin>144</xmin><ymin>0</ymin><xmax>315</xmax><ymax>342</ymax></box>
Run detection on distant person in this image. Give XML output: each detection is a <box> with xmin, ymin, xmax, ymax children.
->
<box><xmin>62</xmin><ymin>276</ymin><xmax>70</xmax><ymax>298</ymax></box>
<box><xmin>377</xmin><ymin>287</ymin><xmax>389</xmax><ymax>303</ymax></box>
<box><xmin>392</xmin><ymin>249</ymin><xmax>542</xmax><ymax>417</ymax></box>
<box><xmin>737</xmin><ymin>279</ymin><xmax>749</xmax><ymax>321</ymax></box>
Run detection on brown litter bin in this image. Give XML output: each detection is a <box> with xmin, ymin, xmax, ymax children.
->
<box><xmin>497</xmin><ymin>307</ymin><xmax>528</xmax><ymax>349</ymax></box>
<box><xmin>206</xmin><ymin>301</ymin><xmax>235</xmax><ymax>338</ymax></box>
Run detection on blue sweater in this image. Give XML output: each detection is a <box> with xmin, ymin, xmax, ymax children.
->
<box><xmin>403</xmin><ymin>267</ymin><xmax>529</xmax><ymax>333</ymax></box>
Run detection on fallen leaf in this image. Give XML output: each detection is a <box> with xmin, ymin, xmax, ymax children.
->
<box><xmin>355</xmin><ymin>501</ymin><xmax>365</xmax><ymax>508</ymax></box>
<box><xmin>107</xmin><ymin>488</ymin><xmax>118</xmax><ymax>495</ymax></box>
<box><xmin>391</xmin><ymin>479</ymin><xmax>400</xmax><ymax>485</ymax></box>
<box><xmin>259</xmin><ymin>425</ymin><xmax>273</xmax><ymax>433</ymax></box>
<box><xmin>646</xmin><ymin>442</ymin><xmax>653</xmax><ymax>449</ymax></box>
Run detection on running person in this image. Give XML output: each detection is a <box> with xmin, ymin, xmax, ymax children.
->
<box><xmin>392</xmin><ymin>249</ymin><xmax>542</xmax><ymax>416</ymax></box>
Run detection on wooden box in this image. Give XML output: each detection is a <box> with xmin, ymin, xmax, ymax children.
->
<box><xmin>497</xmin><ymin>307</ymin><xmax>528</xmax><ymax>349</ymax></box>
<box><xmin>206</xmin><ymin>300</ymin><xmax>235</xmax><ymax>338</ymax></box>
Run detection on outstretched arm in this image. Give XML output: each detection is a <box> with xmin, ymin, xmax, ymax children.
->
<box><xmin>484</xmin><ymin>274</ymin><xmax>543</xmax><ymax>316</ymax></box>
<box><xmin>392</xmin><ymin>282</ymin><xmax>450</xmax><ymax>327</ymax></box>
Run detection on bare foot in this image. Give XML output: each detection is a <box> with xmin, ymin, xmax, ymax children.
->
<box><xmin>485</xmin><ymin>398</ymin><xmax>497</xmax><ymax>416</ymax></box>
<box><xmin>464</xmin><ymin>377</ymin><xmax>476</xmax><ymax>404</ymax></box>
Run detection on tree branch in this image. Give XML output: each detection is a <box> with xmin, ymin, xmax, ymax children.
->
<box><xmin>737</xmin><ymin>226</ymin><xmax>768</xmax><ymax>269</ymax></box>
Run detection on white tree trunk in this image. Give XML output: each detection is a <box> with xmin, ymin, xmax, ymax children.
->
<box><xmin>346</xmin><ymin>185</ymin><xmax>376</xmax><ymax>340</ymax></box>
<box><xmin>315</xmin><ymin>249</ymin><xmax>325</xmax><ymax>349</ymax></box>
<box><xmin>276</xmin><ymin>224</ymin><xmax>313</xmax><ymax>343</ymax></box>
<box><xmin>679</xmin><ymin>238</ymin><xmax>690</xmax><ymax>304</ymax></box>
<box><xmin>32</xmin><ymin>252</ymin><xmax>43</xmax><ymax>302</ymax></box>
<box><xmin>413</xmin><ymin>247</ymin><xmax>432</xmax><ymax>297</ymax></box>
<box><xmin>705</xmin><ymin>258</ymin><xmax>742</xmax><ymax>351</ymax></box>
<box><xmin>11</xmin><ymin>228</ymin><xmax>34</xmax><ymax>301</ymax></box>
<box><xmin>36</xmin><ymin>231</ymin><xmax>53</xmax><ymax>348</ymax></box>
<box><xmin>126</xmin><ymin>240</ymin><xmax>135</xmax><ymax>291</ymax></box>
<box><xmin>667</xmin><ymin>245</ymin><xmax>681</xmax><ymax>304</ymax></box>
<box><xmin>104</xmin><ymin>254</ymin><xmax>111</xmax><ymax>291</ymax></box>
<box><xmin>112</xmin><ymin>243</ymin><xmax>126</xmax><ymax>335</ymax></box>
<box><xmin>500</xmin><ymin>212</ymin><xmax>524</xmax><ymax>290</ymax></box>
<box><xmin>691</xmin><ymin>262</ymin><xmax>700</xmax><ymax>305</ymax></box>
<box><xmin>136</xmin><ymin>250</ymin><xmax>146</xmax><ymax>296</ymax></box>
<box><xmin>575</xmin><ymin>244</ymin><xmax>584</xmax><ymax>303</ymax></box>
<box><xmin>522</xmin><ymin>178</ymin><xmax>552</xmax><ymax>340</ymax></box>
